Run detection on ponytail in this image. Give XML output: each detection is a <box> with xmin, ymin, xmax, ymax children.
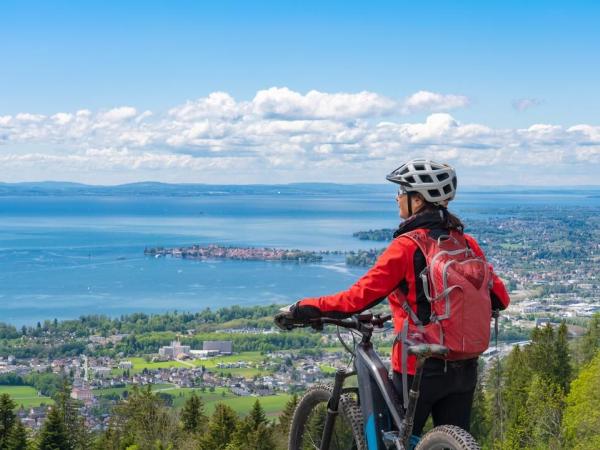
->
<box><xmin>416</xmin><ymin>197</ymin><xmax>464</xmax><ymax>232</ymax></box>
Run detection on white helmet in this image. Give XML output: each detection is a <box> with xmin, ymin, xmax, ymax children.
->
<box><xmin>386</xmin><ymin>159</ymin><xmax>457</xmax><ymax>204</ymax></box>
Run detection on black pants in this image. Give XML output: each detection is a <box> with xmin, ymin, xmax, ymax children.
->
<box><xmin>392</xmin><ymin>358</ymin><xmax>478</xmax><ymax>437</ymax></box>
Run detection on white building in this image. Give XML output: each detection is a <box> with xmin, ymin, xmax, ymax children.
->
<box><xmin>119</xmin><ymin>361</ymin><xmax>133</xmax><ymax>369</ymax></box>
<box><xmin>159</xmin><ymin>340</ymin><xmax>191</xmax><ymax>359</ymax></box>
<box><xmin>202</xmin><ymin>340</ymin><xmax>233</xmax><ymax>355</ymax></box>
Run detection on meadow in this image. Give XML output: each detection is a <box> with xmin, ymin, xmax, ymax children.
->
<box><xmin>122</xmin><ymin>351</ymin><xmax>274</xmax><ymax>378</ymax></box>
<box><xmin>0</xmin><ymin>385</ymin><xmax>54</xmax><ymax>409</ymax></box>
<box><xmin>94</xmin><ymin>383</ymin><xmax>290</xmax><ymax>417</ymax></box>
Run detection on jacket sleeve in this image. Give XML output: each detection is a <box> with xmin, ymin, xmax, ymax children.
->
<box><xmin>464</xmin><ymin>234</ymin><xmax>511</xmax><ymax>310</ymax></box>
<box><xmin>295</xmin><ymin>238</ymin><xmax>410</xmax><ymax>318</ymax></box>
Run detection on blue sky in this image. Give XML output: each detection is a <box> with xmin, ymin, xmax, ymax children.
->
<box><xmin>0</xmin><ymin>1</ymin><xmax>599</xmax><ymax>184</ymax></box>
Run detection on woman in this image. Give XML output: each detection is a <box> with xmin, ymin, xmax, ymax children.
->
<box><xmin>275</xmin><ymin>159</ymin><xmax>510</xmax><ymax>436</ymax></box>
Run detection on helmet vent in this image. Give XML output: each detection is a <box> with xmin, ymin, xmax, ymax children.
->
<box><xmin>428</xmin><ymin>189</ymin><xmax>440</xmax><ymax>197</ymax></box>
<box><xmin>400</xmin><ymin>168</ymin><xmax>409</xmax><ymax>175</ymax></box>
<box><xmin>420</xmin><ymin>174</ymin><xmax>433</xmax><ymax>183</ymax></box>
<box><xmin>437</xmin><ymin>172</ymin><xmax>449</xmax><ymax>181</ymax></box>
<box><xmin>443</xmin><ymin>184</ymin><xmax>452</xmax><ymax>194</ymax></box>
<box><xmin>405</xmin><ymin>176</ymin><xmax>416</xmax><ymax>183</ymax></box>
<box><xmin>414</xmin><ymin>164</ymin><xmax>425</xmax><ymax>171</ymax></box>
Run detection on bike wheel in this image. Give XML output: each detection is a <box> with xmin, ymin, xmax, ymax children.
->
<box><xmin>288</xmin><ymin>384</ymin><xmax>366</xmax><ymax>450</ymax></box>
<box><xmin>415</xmin><ymin>425</ymin><xmax>481</xmax><ymax>450</ymax></box>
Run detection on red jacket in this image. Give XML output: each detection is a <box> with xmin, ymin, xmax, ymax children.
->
<box><xmin>298</xmin><ymin>230</ymin><xmax>510</xmax><ymax>374</ymax></box>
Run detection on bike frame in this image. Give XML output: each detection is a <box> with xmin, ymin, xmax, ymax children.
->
<box><xmin>320</xmin><ymin>340</ymin><xmax>429</xmax><ymax>450</ymax></box>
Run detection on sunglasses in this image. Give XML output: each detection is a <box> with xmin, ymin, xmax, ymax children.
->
<box><xmin>396</xmin><ymin>188</ymin><xmax>408</xmax><ymax>199</ymax></box>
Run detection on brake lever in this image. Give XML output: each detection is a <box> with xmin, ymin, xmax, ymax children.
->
<box><xmin>372</xmin><ymin>314</ymin><xmax>392</xmax><ymax>328</ymax></box>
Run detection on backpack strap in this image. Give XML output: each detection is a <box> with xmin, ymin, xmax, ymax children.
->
<box><xmin>401</xmin><ymin>301</ymin><xmax>424</xmax><ymax>328</ymax></box>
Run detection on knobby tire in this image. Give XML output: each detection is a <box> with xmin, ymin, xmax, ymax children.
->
<box><xmin>288</xmin><ymin>383</ymin><xmax>366</xmax><ymax>450</ymax></box>
<box><xmin>415</xmin><ymin>424</ymin><xmax>481</xmax><ymax>450</ymax></box>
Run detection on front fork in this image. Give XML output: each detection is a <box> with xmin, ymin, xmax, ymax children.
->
<box><xmin>320</xmin><ymin>369</ymin><xmax>354</xmax><ymax>450</ymax></box>
<box><xmin>400</xmin><ymin>356</ymin><xmax>427</xmax><ymax>448</ymax></box>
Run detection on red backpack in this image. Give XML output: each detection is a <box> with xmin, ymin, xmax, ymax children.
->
<box><xmin>397</xmin><ymin>229</ymin><xmax>492</xmax><ymax>404</ymax></box>
<box><xmin>396</xmin><ymin>229</ymin><xmax>492</xmax><ymax>407</ymax></box>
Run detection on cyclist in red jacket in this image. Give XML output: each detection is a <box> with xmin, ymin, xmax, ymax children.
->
<box><xmin>275</xmin><ymin>159</ymin><xmax>510</xmax><ymax>437</ymax></box>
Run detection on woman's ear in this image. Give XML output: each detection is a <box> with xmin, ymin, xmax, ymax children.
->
<box><xmin>413</xmin><ymin>194</ymin><xmax>425</xmax><ymax>209</ymax></box>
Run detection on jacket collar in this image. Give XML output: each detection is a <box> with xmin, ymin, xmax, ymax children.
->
<box><xmin>393</xmin><ymin>208</ymin><xmax>453</xmax><ymax>238</ymax></box>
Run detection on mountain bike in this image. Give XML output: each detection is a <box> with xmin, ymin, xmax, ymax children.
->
<box><xmin>284</xmin><ymin>311</ymin><xmax>481</xmax><ymax>450</ymax></box>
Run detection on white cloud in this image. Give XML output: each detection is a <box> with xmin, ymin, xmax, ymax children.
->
<box><xmin>15</xmin><ymin>113</ymin><xmax>46</xmax><ymax>122</ymax></box>
<box><xmin>51</xmin><ymin>113</ymin><xmax>73</xmax><ymax>125</ymax></box>
<box><xmin>99</xmin><ymin>106</ymin><xmax>137</xmax><ymax>122</ymax></box>
<box><xmin>251</xmin><ymin>87</ymin><xmax>396</xmax><ymax>119</ymax></box>
<box><xmin>512</xmin><ymin>98</ymin><xmax>543</xmax><ymax>111</ymax></box>
<box><xmin>0</xmin><ymin>87</ymin><xmax>597</xmax><ymax>184</ymax></box>
<box><xmin>168</xmin><ymin>92</ymin><xmax>241</xmax><ymax>121</ymax></box>
<box><xmin>403</xmin><ymin>91</ymin><xmax>470</xmax><ymax>114</ymax></box>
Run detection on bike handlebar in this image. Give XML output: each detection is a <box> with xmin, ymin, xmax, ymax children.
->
<box><xmin>286</xmin><ymin>311</ymin><xmax>392</xmax><ymax>332</ymax></box>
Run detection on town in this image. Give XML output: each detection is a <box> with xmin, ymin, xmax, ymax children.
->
<box><xmin>144</xmin><ymin>244</ymin><xmax>323</xmax><ymax>263</ymax></box>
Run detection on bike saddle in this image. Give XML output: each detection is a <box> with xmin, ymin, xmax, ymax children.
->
<box><xmin>407</xmin><ymin>344</ymin><xmax>449</xmax><ymax>358</ymax></box>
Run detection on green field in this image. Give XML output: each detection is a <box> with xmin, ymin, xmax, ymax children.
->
<box><xmin>120</xmin><ymin>352</ymin><xmax>272</xmax><ymax>378</ymax></box>
<box><xmin>163</xmin><ymin>387</ymin><xmax>290</xmax><ymax>417</ymax></box>
<box><xmin>94</xmin><ymin>383</ymin><xmax>175</xmax><ymax>398</ymax></box>
<box><xmin>94</xmin><ymin>384</ymin><xmax>290</xmax><ymax>417</ymax></box>
<box><xmin>0</xmin><ymin>386</ymin><xmax>54</xmax><ymax>409</ymax></box>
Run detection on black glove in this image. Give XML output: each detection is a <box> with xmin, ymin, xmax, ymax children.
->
<box><xmin>274</xmin><ymin>304</ymin><xmax>296</xmax><ymax>331</ymax></box>
<box><xmin>274</xmin><ymin>302</ymin><xmax>323</xmax><ymax>331</ymax></box>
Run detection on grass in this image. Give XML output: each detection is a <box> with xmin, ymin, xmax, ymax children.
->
<box><xmin>120</xmin><ymin>352</ymin><xmax>272</xmax><ymax>379</ymax></box>
<box><xmin>94</xmin><ymin>383</ymin><xmax>175</xmax><ymax>398</ymax></box>
<box><xmin>161</xmin><ymin>386</ymin><xmax>290</xmax><ymax>417</ymax></box>
<box><xmin>93</xmin><ymin>384</ymin><xmax>290</xmax><ymax>417</ymax></box>
<box><xmin>0</xmin><ymin>385</ymin><xmax>54</xmax><ymax>409</ymax></box>
<box><xmin>190</xmin><ymin>351</ymin><xmax>266</xmax><ymax>368</ymax></box>
<box><xmin>319</xmin><ymin>364</ymin><xmax>337</xmax><ymax>374</ymax></box>
<box><xmin>125</xmin><ymin>357</ymin><xmax>189</xmax><ymax>373</ymax></box>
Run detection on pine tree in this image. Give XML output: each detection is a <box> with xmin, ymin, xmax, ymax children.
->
<box><xmin>180</xmin><ymin>392</ymin><xmax>208</xmax><ymax>434</ymax></box>
<box><xmin>6</xmin><ymin>419</ymin><xmax>28</xmax><ymax>450</ymax></box>
<box><xmin>277</xmin><ymin>394</ymin><xmax>298</xmax><ymax>439</ymax></box>
<box><xmin>485</xmin><ymin>358</ymin><xmax>505</xmax><ymax>446</ymax></box>
<box><xmin>527</xmin><ymin>323</ymin><xmax>572</xmax><ymax>392</ymax></box>
<box><xmin>228</xmin><ymin>417</ymin><xmax>252</xmax><ymax>450</ymax></box>
<box><xmin>470</xmin><ymin>373</ymin><xmax>490</xmax><ymax>446</ymax></box>
<box><xmin>246</xmin><ymin>400</ymin><xmax>275</xmax><ymax>450</ymax></box>
<box><xmin>0</xmin><ymin>393</ymin><xmax>17</xmax><ymax>449</ymax></box>
<box><xmin>527</xmin><ymin>324</ymin><xmax>556</xmax><ymax>380</ymax></box>
<box><xmin>552</xmin><ymin>321</ymin><xmax>572</xmax><ymax>392</ymax></box>
<box><xmin>248</xmin><ymin>399</ymin><xmax>267</xmax><ymax>430</ymax></box>
<box><xmin>110</xmin><ymin>385</ymin><xmax>180</xmax><ymax>449</ymax></box>
<box><xmin>54</xmin><ymin>379</ymin><xmax>88</xmax><ymax>450</ymax></box>
<box><xmin>38</xmin><ymin>407</ymin><xmax>70</xmax><ymax>450</ymax></box>
<box><xmin>525</xmin><ymin>375</ymin><xmax>564</xmax><ymax>450</ymax></box>
<box><xmin>503</xmin><ymin>345</ymin><xmax>533</xmax><ymax>449</ymax></box>
<box><xmin>229</xmin><ymin>406</ymin><xmax>275</xmax><ymax>450</ymax></box>
<box><xmin>199</xmin><ymin>403</ymin><xmax>238</xmax><ymax>450</ymax></box>
<box><xmin>250</xmin><ymin>422</ymin><xmax>276</xmax><ymax>450</ymax></box>
<box><xmin>93</xmin><ymin>422</ymin><xmax>123</xmax><ymax>450</ymax></box>
<box><xmin>580</xmin><ymin>313</ymin><xmax>600</xmax><ymax>365</ymax></box>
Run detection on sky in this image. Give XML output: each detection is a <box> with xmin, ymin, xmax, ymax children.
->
<box><xmin>0</xmin><ymin>0</ymin><xmax>599</xmax><ymax>185</ymax></box>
